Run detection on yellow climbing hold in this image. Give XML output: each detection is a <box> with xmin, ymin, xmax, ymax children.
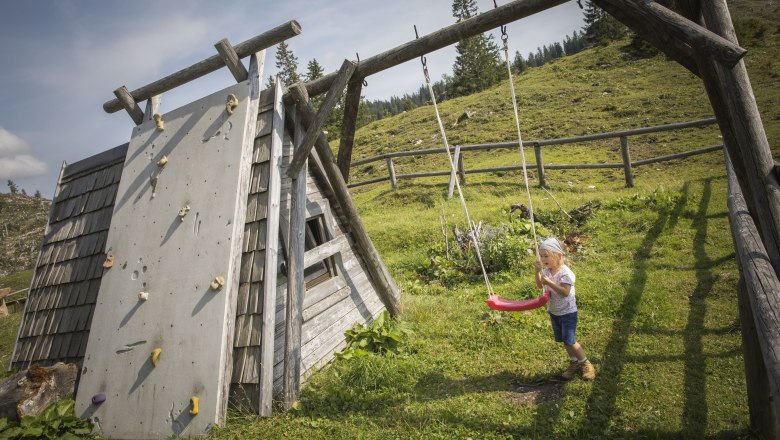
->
<box><xmin>102</xmin><ymin>255</ymin><xmax>114</xmax><ymax>269</ymax></box>
<box><xmin>226</xmin><ymin>94</ymin><xmax>238</xmax><ymax>115</ymax></box>
<box><xmin>153</xmin><ymin>113</ymin><xmax>165</xmax><ymax>131</ymax></box>
<box><xmin>157</xmin><ymin>155</ymin><xmax>168</xmax><ymax>167</ymax></box>
<box><xmin>190</xmin><ymin>396</ymin><xmax>199</xmax><ymax>416</ymax></box>
<box><xmin>150</xmin><ymin>348</ymin><xmax>162</xmax><ymax>367</ymax></box>
<box><xmin>210</xmin><ymin>275</ymin><xmax>225</xmax><ymax>291</ymax></box>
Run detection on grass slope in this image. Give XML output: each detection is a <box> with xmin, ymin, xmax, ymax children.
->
<box><xmin>210</xmin><ymin>3</ymin><xmax>778</xmax><ymax>439</ymax></box>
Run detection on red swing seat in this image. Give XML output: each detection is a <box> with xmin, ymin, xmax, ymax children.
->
<box><xmin>486</xmin><ymin>291</ymin><xmax>550</xmax><ymax>312</ymax></box>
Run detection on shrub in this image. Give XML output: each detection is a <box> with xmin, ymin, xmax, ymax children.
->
<box><xmin>336</xmin><ymin>312</ymin><xmax>411</xmax><ymax>360</ymax></box>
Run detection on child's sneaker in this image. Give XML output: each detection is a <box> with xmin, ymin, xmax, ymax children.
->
<box><xmin>561</xmin><ymin>361</ymin><xmax>581</xmax><ymax>380</ymax></box>
<box><xmin>581</xmin><ymin>360</ymin><xmax>596</xmax><ymax>380</ymax></box>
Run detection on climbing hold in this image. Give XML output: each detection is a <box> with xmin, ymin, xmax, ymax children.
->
<box><xmin>178</xmin><ymin>205</ymin><xmax>190</xmax><ymax>220</ymax></box>
<box><xmin>138</xmin><ymin>291</ymin><xmax>149</xmax><ymax>301</ymax></box>
<box><xmin>102</xmin><ymin>255</ymin><xmax>115</xmax><ymax>269</ymax></box>
<box><xmin>153</xmin><ymin>113</ymin><xmax>165</xmax><ymax>131</ymax></box>
<box><xmin>92</xmin><ymin>393</ymin><xmax>106</xmax><ymax>404</ymax></box>
<box><xmin>157</xmin><ymin>155</ymin><xmax>168</xmax><ymax>167</ymax></box>
<box><xmin>150</xmin><ymin>348</ymin><xmax>162</xmax><ymax>367</ymax></box>
<box><xmin>226</xmin><ymin>94</ymin><xmax>238</xmax><ymax>115</ymax></box>
<box><xmin>210</xmin><ymin>275</ymin><xmax>225</xmax><ymax>291</ymax></box>
<box><xmin>189</xmin><ymin>396</ymin><xmax>199</xmax><ymax>416</ymax></box>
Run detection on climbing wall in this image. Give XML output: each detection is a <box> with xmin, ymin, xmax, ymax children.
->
<box><xmin>74</xmin><ymin>80</ymin><xmax>258</xmax><ymax>438</ymax></box>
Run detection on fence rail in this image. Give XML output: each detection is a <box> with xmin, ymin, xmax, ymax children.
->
<box><xmin>347</xmin><ymin>118</ymin><xmax>719</xmax><ymax>191</ymax></box>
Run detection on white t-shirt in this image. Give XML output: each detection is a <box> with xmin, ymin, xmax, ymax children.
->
<box><xmin>544</xmin><ymin>264</ymin><xmax>576</xmax><ymax>316</ymax></box>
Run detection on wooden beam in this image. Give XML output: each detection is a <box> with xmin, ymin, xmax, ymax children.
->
<box><xmin>288</xmin><ymin>84</ymin><xmax>400</xmax><ymax>317</ymax></box>
<box><xmin>337</xmin><ymin>79</ymin><xmax>364</xmax><ymax>181</ymax></box>
<box><xmin>304</xmin><ymin>0</ymin><xmax>569</xmax><ymax>97</ymax></box>
<box><xmin>726</xmin><ymin>153</ymin><xmax>780</xmax><ymax>424</ymax></box>
<box><xmin>287</xmin><ymin>60</ymin><xmax>356</xmax><ymax>178</ymax></box>
<box><xmin>595</xmin><ymin>0</ymin><xmax>745</xmax><ymax>66</ymax></box>
<box><xmin>259</xmin><ymin>80</ymin><xmax>285</xmax><ymax>417</ymax></box>
<box><xmin>214</xmin><ymin>38</ymin><xmax>249</xmax><ymax>82</ymax></box>
<box><xmin>103</xmin><ymin>21</ymin><xmax>301</xmax><ymax>113</ymax></box>
<box><xmin>676</xmin><ymin>0</ymin><xmax>780</xmax><ymax>273</ymax></box>
<box><xmin>113</xmin><ymin>86</ymin><xmax>144</xmax><ymax>125</ymax></box>
<box><xmin>283</xmin><ymin>105</ymin><xmax>306</xmax><ymax>410</ymax></box>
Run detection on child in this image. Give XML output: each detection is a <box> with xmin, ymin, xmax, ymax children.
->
<box><xmin>535</xmin><ymin>237</ymin><xmax>595</xmax><ymax>381</ymax></box>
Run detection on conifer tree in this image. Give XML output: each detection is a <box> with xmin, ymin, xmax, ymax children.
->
<box><xmin>582</xmin><ymin>1</ymin><xmax>626</xmax><ymax>46</ymax></box>
<box><xmin>7</xmin><ymin>180</ymin><xmax>17</xmax><ymax>194</ymax></box>
<box><xmin>449</xmin><ymin>0</ymin><xmax>503</xmax><ymax>97</ymax></box>
<box><xmin>512</xmin><ymin>51</ymin><xmax>527</xmax><ymax>73</ymax></box>
<box><xmin>268</xmin><ymin>41</ymin><xmax>300</xmax><ymax>87</ymax></box>
<box><xmin>305</xmin><ymin>59</ymin><xmax>325</xmax><ymax>82</ymax></box>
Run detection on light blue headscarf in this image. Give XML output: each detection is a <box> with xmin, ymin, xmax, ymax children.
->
<box><xmin>539</xmin><ymin>237</ymin><xmax>565</xmax><ymax>255</ymax></box>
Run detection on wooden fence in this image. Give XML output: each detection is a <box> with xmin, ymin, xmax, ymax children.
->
<box><xmin>347</xmin><ymin>118</ymin><xmax>721</xmax><ymax>192</ymax></box>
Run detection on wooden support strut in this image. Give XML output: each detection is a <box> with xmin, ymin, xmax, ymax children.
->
<box><xmin>287</xmin><ymin>83</ymin><xmax>400</xmax><ymax>317</ymax></box>
<box><xmin>103</xmin><ymin>20</ymin><xmax>301</xmax><ymax>114</ymax></box>
<box><xmin>214</xmin><ymin>38</ymin><xmax>249</xmax><ymax>82</ymax></box>
<box><xmin>337</xmin><ymin>79</ymin><xmax>364</xmax><ymax>181</ymax></box>
<box><xmin>114</xmin><ymin>86</ymin><xmax>145</xmax><ymax>125</ymax></box>
<box><xmin>286</xmin><ymin>60</ymin><xmax>357</xmax><ymax>178</ymax></box>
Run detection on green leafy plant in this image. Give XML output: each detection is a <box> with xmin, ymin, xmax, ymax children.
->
<box><xmin>0</xmin><ymin>397</ymin><xmax>92</xmax><ymax>439</ymax></box>
<box><xmin>336</xmin><ymin>312</ymin><xmax>411</xmax><ymax>360</ymax></box>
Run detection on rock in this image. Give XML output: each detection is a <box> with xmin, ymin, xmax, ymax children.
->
<box><xmin>0</xmin><ymin>363</ymin><xmax>78</xmax><ymax>421</ymax></box>
<box><xmin>455</xmin><ymin>111</ymin><xmax>474</xmax><ymax>126</ymax></box>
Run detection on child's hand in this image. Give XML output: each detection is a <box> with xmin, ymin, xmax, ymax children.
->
<box><xmin>535</xmin><ymin>261</ymin><xmax>543</xmax><ymax>272</ymax></box>
<box><xmin>541</xmin><ymin>275</ymin><xmax>552</xmax><ymax>286</ymax></box>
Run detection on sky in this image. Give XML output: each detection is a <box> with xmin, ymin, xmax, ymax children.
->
<box><xmin>0</xmin><ymin>0</ymin><xmax>585</xmax><ymax>198</ymax></box>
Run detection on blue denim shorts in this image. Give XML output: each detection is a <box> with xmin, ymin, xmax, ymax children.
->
<box><xmin>549</xmin><ymin>311</ymin><xmax>578</xmax><ymax>345</ymax></box>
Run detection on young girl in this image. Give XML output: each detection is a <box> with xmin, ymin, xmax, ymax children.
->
<box><xmin>535</xmin><ymin>237</ymin><xmax>595</xmax><ymax>380</ymax></box>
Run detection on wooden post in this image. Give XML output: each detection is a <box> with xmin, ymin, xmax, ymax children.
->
<box><xmin>143</xmin><ymin>95</ymin><xmax>162</xmax><ymax>122</ymax></box>
<box><xmin>337</xmin><ymin>79</ymin><xmax>364</xmax><ymax>182</ymax></box>
<box><xmin>283</xmin><ymin>105</ymin><xmax>306</xmax><ymax>410</ymax></box>
<box><xmin>448</xmin><ymin>146</ymin><xmax>461</xmax><ymax>199</ymax></box>
<box><xmin>737</xmin><ymin>276</ymin><xmax>780</xmax><ymax>439</ymax></box>
<box><xmin>533</xmin><ymin>142</ymin><xmax>546</xmax><ymax>188</ymax></box>
<box><xmin>620</xmin><ymin>136</ymin><xmax>634</xmax><ymax>188</ymax></box>
<box><xmin>287</xmin><ymin>60</ymin><xmax>357</xmax><ymax>178</ymax></box>
<box><xmin>103</xmin><ymin>21</ymin><xmax>301</xmax><ymax>113</ymax></box>
<box><xmin>114</xmin><ymin>86</ymin><xmax>144</xmax><ymax>125</ymax></box>
<box><xmin>259</xmin><ymin>80</ymin><xmax>285</xmax><ymax>417</ymax></box>
<box><xmin>386</xmin><ymin>157</ymin><xmax>397</xmax><ymax>189</ymax></box>
<box><xmin>676</xmin><ymin>0</ymin><xmax>780</xmax><ymax>274</ymax></box>
<box><xmin>457</xmin><ymin>151</ymin><xmax>466</xmax><ymax>185</ymax></box>
<box><xmin>287</xmin><ymin>84</ymin><xmax>400</xmax><ymax>316</ymax></box>
<box><xmin>214</xmin><ymin>38</ymin><xmax>249</xmax><ymax>82</ymax></box>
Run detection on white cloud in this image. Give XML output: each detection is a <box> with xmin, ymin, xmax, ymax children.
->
<box><xmin>0</xmin><ymin>128</ymin><xmax>47</xmax><ymax>179</ymax></box>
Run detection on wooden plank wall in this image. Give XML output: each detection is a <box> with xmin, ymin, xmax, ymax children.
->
<box><xmin>229</xmin><ymin>93</ymin><xmax>387</xmax><ymax>411</ymax></box>
<box><xmin>11</xmin><ymin>146</ymin><xmax>126</xmax><ymax>369</ymax></box>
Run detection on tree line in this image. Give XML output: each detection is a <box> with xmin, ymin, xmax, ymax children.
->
<box><xmin>4</xmin><ymin>180</ymin><xmax>40</xmax><ymax>198</ymax></box>
<box><xmin>268</xmin><ymin>0</ymin><xmax>654</xmax><ymax>138</ymax></box>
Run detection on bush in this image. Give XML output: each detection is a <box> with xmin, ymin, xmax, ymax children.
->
<box><xmin>336</xmin><ymin>312</ymin><xmax>411</xmax><ymax>360</ymax></box>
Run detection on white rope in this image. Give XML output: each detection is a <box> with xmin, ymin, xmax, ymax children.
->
<box><xmin>500</xmin><ymin>31</ymin><xmax>540</xmax><ymax>261</ymax></box>
<box><xmin>421</xmin><ymin>58</ymin><xmax>494</xmax><ymax>296</ymax></box>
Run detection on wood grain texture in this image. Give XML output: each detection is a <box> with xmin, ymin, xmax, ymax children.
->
<box><xmin>215</xmin><ymin>38</ymin><xmax>249</xmax><ymax>82</ymax></box>
<box><xmin>337</xmin><ymin>79</ymin><xmax>364</xmax><ymax>181</ymax></box>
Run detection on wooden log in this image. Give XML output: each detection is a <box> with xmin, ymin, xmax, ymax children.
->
<box><xmin>283</xmin><ymin>107</ymin><xmax>306</xmax><ymax>410</ymax></box>
<box><xmin>215</xmin><ymin>38</ymin><xmax>249</xmax><ymax>82</ymax></box>
<box><xmin>142</xmin><ymin>95</ymin><xmax>161</xmax><ymax>122</ymax></box>
<box><xmin>631</xmin><ymin>144</ymin><xmax>722</xmax><ymax>166</ymax></box>
<box><xmin>113</xmin><ymin>86</ymin><xmax>144</xmax><ymax>125</ymax></box>
<box><xmin>259</xmin><ymin>80</ymin><xmax>285</xmax><ymax>417</ymax></box>
<box><xmin>737</xmin><ymin>275</ymin><xmax>780</xmax><ymax>438</ymax></box>
<box><xmin>287</xmin><ymin>60</ymin><xmax>357</xmax><ymax>178</ymax></box>
<box><xmin>386</xmin><ymin>158</ymin><xmax>397</xmax><ymax>189</ymax></box>
<box><xmin>345</xmin><ymin>176</ymin><xmax>391</xmax><ymax>189</ymax></box>
<box><xmin>103</xmin><ymin>21</ymin><xmax>301</xmax><ymax>113</ymax></box>
<box><xmin>304</xmin><ymin>0</ymin><xmax>569</xmax><ymax>97</ymax></box>
<box><xmin>287</xmin><ymin>84</ymin><xmax>400</xmax><ymax>317</ymax></box>
<box><xmin>678</xmin><ymin>0</ymin><xmax>780</xmax><ymax>274</ymax></box>
<box><xmin>726</xmin><ymin>153</ymin><xmax>780</xmax><ymax>424</ymax></box>
<box><xmin>447</xmin><ymin>146</ymin><xmax>461</xmax><ymax>199</ymax></box>
<box><xmin>594</xmin><ymin>0</ymin><xmax>745</xmax><ymax>67</ymax></box>
<box><xmin>337</xmin><ymin>79</ymin><xmax>364</xmax><ymax>181</ymax></box>
<box><xmin>533</xmin><ymin>142</ymin><xmax>545</xmax><ymax>188</ymax></box>
<box><xmin>620</xmin><ymin>136</ymin><xmax>634</xmax><ymax>188</ymax></box>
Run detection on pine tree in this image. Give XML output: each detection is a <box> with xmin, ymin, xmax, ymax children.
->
<box><xmin>272</xmin><ymin>41</ymin><xmax>300</xmax><ymax>86</ymax></box>
<box><xmin>34</xmin><ymin>190</ymin><xmax>41</xmax><ymax>198</ymax></box>
<box><xmin>582</xmin><ymin>1</ymin><xmax>626</xmax><ymax>46</ymax></box>
<box><xmin>7</xmin><ymin>180</ymin><xmax>18</xmax><ymax>194</ymax></box>
<box><xmin>449</xmin><ymin>0</ymin><xmax>503</xmax><ymax>97</ymax></box>
<box><xmin>305</xmin><ymin>59</ymin><xmax>325</xmax><ymax>82</ymax></box>
<box><xmin>512</xmin><ymin>51</ymin><xmax>527</xmax><ymax>73</ymax></box>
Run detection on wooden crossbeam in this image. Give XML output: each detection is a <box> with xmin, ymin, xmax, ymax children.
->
<box><xmin>103</xmin><ymin>21</ymin><xmax>301</xmax><ymax>114</ymax></box>
<box><xmin>286</xmin><ymin>60</ymin><xmax>356</xmax><ymax>178</ymax></box>
<box><xmin>337</xmin><ymin>79</ymin><xmax>364</xmax><ymax>181</ymax></box>
<box><xmin>214</xmin><ymin>38</ymin><xmax>249</xmax><ymax>82</ymax></box>
<box><xmin>114</xmin><ymin>86</ymin><xmax>145</xmax><ymax>125</ymax></box>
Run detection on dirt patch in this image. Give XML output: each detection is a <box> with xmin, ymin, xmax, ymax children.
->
<box><xmin>507</xmin><ymin>380</ymin><xmax>565</xmax><ymax>406</ymax></box>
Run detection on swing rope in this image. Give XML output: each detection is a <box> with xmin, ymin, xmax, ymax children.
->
<box><xmin>420</xmin><ymin>55</ymin><xmax>494</xmax><ymax>297</ymax></box>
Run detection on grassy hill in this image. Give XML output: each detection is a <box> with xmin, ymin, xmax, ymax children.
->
<box><xmin>0</xmin><ymin>1</ymin><xmax>778</xmax><ymax>438</ymax></box>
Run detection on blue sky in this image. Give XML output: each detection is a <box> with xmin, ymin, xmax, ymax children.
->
<box><xmin>0</xmin><ymin>0</ymin><xmax>585</xmax><ymax>197</ymax></box>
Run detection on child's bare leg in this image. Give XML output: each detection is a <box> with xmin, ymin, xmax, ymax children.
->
<box><xmin>565</xmin><ymin>342</ymin><xmax>587</xmax><ymax>361</ymax></box>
